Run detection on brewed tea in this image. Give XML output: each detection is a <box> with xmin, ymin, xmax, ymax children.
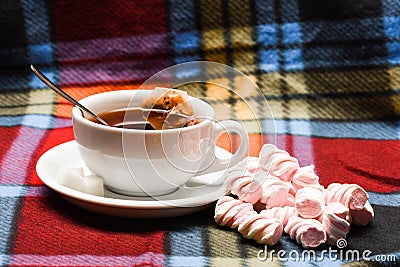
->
<box><xmin>88</xmin><ymin>109</ymin><xmax>155</xmax><ymax>130</ymax></box>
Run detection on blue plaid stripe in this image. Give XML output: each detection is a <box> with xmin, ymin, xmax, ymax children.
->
<box><xmin>0</xmin><ymin>115</ymin><xmax>71</xmax><ymax>129</ymax></box>
<box><xmin>383</xmin><ymin>0</ymin><xmax>400</xmax><ymax>16</ymax></box>
<box><xmin>169</xmin><ymin>0</ymin><xmax>202</xmax><ymax>64</ymax></box>
<box><xmin>21</xmin><ymin>0</ymin><xmax>55</xmax><ymax>65</ymax></box>
<box><xmin>0</xmin><ymin>197</ymin><xmax>22</xmax><ymax>266</ymax></box>
<box><xmin>168</xmin><ymin>227</ymin><xmax>206</xmax><ymax>257</ymax></box>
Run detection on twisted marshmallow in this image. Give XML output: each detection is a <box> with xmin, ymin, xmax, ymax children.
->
<box><xmin>258</xmin><ymin>174</ymin><xmax>291</xmax><ymax>208</ymax></box>
<box><xmin>217</xmin><ymin>145</ymin><xmax>373</xmax><ymax>248</ymax></box>
<box><xmin>214</xmin><ymin>196</ymin><xmax>256</xmax><ymax>229</ymax></box>
<box><xmin>226</xmin><ymin>156</ymin><xmax>260</xmax><ymax>176</ymax></box>
<box><xmin>325</xmin><ymin>183</ymin><xmax>368</xmax><ymax>210</ymax></box>
<box><xmin>295</xmin><ymin>187</ymin><xmax>325</xmax><ymax>219</ymax></box>
<box><xmin>285</xmin><ymin>216</ymin><xmax>327</xmax><ymax>248</ymax></box>
<box><xmin>292</xmin><ymin>165</ymin><xmax>324</xmax><ymax>191</ymax></box>
<box><xmin>260</xmin><ymin>206</ymin><xmax>296</xmax><ymax>227</ymax></box>
<box><xmin>258</xmin><ymin>144</ymin><xmax>299</xmax><ymax>182</ymax></box>
<box><xmin>286</xmin><ymin>183</ymin><xmax>296</xmax><ymax>207</ymax></box>
<box><xmin>224</xmin><ymin>168</ymin><xmax>262</xmax><ymax>205</ymax></box>
<box><xmin>238</xmin><ymin>213</ymin><xmax>283</xmax><ymax>246</ymax></box>
<box><xmin>350</xmin><ymin>201</ymin><xmax>374</xmax><ymax>225</ymax></box>
<box><xmin>285</xmin><ymin>192</ymin><xmax>295</xmax><ymax>207</ymax></box>
<box><xmin>323</xmin><ymin>203</ymin><xmax>351</xmax><ymax>245</ymax></box>
<box><xmin>237</xmin><ymin>156</ymin><xmax>260</xmax><ymax>174</ymax></box>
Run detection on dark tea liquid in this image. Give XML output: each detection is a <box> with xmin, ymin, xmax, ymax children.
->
<box><xmin>89</xmin><ymin>109</ymin><xmax>155</xmax><ymax>130</ymax></box>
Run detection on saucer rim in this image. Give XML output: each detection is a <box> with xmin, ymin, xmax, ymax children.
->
<box><xmin>36</xmin><ymin>140</ymin><xmax>228</xmax><ymax>210</ymax></box>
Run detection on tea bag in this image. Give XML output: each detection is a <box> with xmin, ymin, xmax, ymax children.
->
<box><xmin>141</xmin><ymin>87</ymin><xmax>195</xmax><ymax>129</ymax></box>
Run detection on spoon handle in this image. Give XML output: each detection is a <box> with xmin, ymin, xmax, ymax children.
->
<box><xmin>30</xmin><ymin>65</ymin><xmax>109</xmax><ymax>126</ymax></box>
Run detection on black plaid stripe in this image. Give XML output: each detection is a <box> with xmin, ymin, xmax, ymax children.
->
<box><xmin>298</xmin><ymin>0</ymin><xmax>384</xmax><ymax>21</ymax></box>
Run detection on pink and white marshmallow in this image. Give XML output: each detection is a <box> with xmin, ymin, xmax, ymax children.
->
<box><xmin>258</xmin><ymin>174</ymin><xmax>291</xmax><ymax>208</ymax></box>
<box><xmin>224</xmin><ymin>169</ymin><xmax>262</xmax><ymax>205</ymax></box>
<box><xmin>258</xmin><ymin>144</ymin><xmax>299</xmax><ymax>182</ymax></box>
<box><xmin>325</xmin><ymin>183</ymin><xmax>369</xmax><ymax>210</ymax></box>
<box><xmin>214</xmin><ymin>196</ymin><xmax>256</xmax><ymax>229</ymax></box>
<box><xmin>295</xmin><ymin>187</ymin><xmax>325</xmax><ymax>219</ymax></box>
<box><xmin>350</xmin><ymin>201</ymin><xmax>374</xmax><ymax>225</ymax></box>
<box><xmin>285</xmin><ymin>216</ymin><xmax>327</xmax><ymax>248</ymax></box>
<box><xmin>215</xmin><ymin>144</ymin><xmax>374</xmax><ymax>249</ymax></box>
<box><xmin>225</xmin><ymin>155</ymin><xmax>258</xmax><ymax>176</ymax></box>
<box><xmin>323</xmin><ymin>203</ymin><xmax>351</xmax><ymax>246</ymax></box>
<box><xmin>285</xmin><ymin>193</ymin><xmax>295</xmax><ymax>207</ymax></box>
<box><xmin>238</xmin><ymin>213</ymin><xmax>283</xmax><ymax>246</ymax></box>
<box><xmin>292</xmin><ymin>165</ymin><xmax>324</xmax><ymax>191</ymax></box>
<box><xmin>236</xmin><ymin>156</ymin><xmax>260</xmax><ymax>174</ymax></box>
<box><xmin>260</xmin><ymin>206</ymin><xmax>296</xmax><ymax>227</ymax></box>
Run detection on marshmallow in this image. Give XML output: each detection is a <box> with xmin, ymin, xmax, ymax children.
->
<box><xmin>214</xmin><ymin>196</ymin><xmax>256</xmax><ymax>229</ymax></box>
<box><xmin>285</xmin><ymin>216</ymin><xmax>327</xmax><ymax>248</ymax></box>
<box><xmin>232</xmin><ymin>156</ymin><xmax>260</xmax><ymax>174</ymax></box>
<box><xmin>215</xmin><ymin>146</ymin><xmax>373</xmax><ymax>249</ymax></box>
<box><xmin>295</xmin><ymin>187</ymin><xmax>325</xmax><ymax>219</ymax></box>
<box><xmin>350</xmin><ymin>201</ymin><xmax>374</xmax><ymax>225</ymax></box>
<box><xmin>260</xmin><ymin>206</ymin><xmax>296</xmax><ymax>227</ymax></box>
<box><xmin>323</xmin><ymin>203</ymin><xmax>351</xmax><ymax>246</ymax></box>
<box><xmin>292</xmin><ymin>165</ymin><xmax>324</xmax><ymax>191</ymax></box>
<box><xmin>258</xmin><ymin>144</ymin><xmax>299</xmax><ymax>182</ymax></box>
<box><xmin>325</xmin><ymin>183</ymin><xmax>368</xmax><ymax>210</ymax></box>
<box><xmin>224</xmin><ymin>169</ymin><xmax>262</xmax><ymax>205</ymax></box>
<box><xmin>238</xmin><ymin>213</ymin><xmax>283</xmax><ymax>246</ymax></box>
<box><xmin>258</xmin><ymin>174</ymin><xmax>291</xmax><ymax>208</ymax></box>
<box><xmin>285</xmin><ymin>193</ymin><xmax>295</xmax><ymax>207</ymax></box>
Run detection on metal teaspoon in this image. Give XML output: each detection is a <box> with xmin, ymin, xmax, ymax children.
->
<box><xmin>30</xmin><ymin>65</ymin><xmax>109</xmax><ymax>126</ymax></box>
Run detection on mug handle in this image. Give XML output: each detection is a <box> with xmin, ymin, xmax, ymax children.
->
<box><xmin>196</xmin><ymin>120</ymin><xmax>249</xmax><ymax>176</ymax></box>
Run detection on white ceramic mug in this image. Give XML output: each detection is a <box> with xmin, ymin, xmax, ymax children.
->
<box><xmin>72</xmin><ymin>90</ymin><xmax>249</xmax><ymax>196</ymax></box>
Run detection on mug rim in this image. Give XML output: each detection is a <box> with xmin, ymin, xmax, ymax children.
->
<box><xmin>72</xmin><ymin>89</ymin><xmax>214</xmax><ymax>134</ymax></box>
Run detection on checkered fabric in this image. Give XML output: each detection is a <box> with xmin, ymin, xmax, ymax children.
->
<box><xmin>0</xmin><ymin>0</ymin><xmax>399</xmax><ymax>266</ymax></box>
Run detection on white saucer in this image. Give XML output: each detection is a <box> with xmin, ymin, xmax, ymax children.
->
<box><xmin>36</xmin><ymin>140</ymin><xmax>230</xmax><ymax>218</ymax></box>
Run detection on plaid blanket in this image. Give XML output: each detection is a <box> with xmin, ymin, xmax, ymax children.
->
<box><xmin>1</xmin><ymin>0</ymin><xmax>399</xmax><ymax>266</ymax></box>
